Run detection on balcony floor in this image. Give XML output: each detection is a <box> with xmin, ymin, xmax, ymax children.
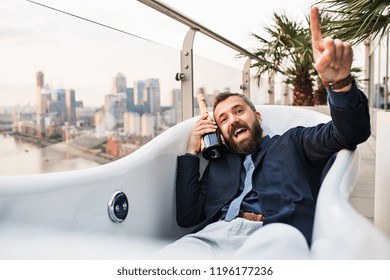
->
<box><xmin>350</xmin><ymin>134</ymin><xmax>376</xmax><ymax>223</ymax></box>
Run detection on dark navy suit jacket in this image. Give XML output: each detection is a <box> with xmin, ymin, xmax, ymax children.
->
<box><xmin>176</xmin><ymin>85</ymin><xmax>371</xmax><ymax>245</ymax></box>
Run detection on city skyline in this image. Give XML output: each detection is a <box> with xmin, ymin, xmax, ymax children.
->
<box><xmin>5</xmin><ymin>69</ymin><xmax>183</xmax><ymax>162</ymax></box>
<box><xmin>1</xmin><ymin>0</ymin><xmax>333</xmax><ymax>108</ymax></box>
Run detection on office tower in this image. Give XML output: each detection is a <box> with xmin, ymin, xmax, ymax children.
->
<box><xmin>104</xmin><ymin>92</ymin><xmax>127</xmax><ymax>128</ymax></box>
<box><xmin>125</xmin><ymin>87</ymin><xmax>135</xmax><ymax>112</ymax></box>
<box><xmin>133</xmin><ymin>80</ymin><xmax>145</xmax><ymax>107</ymax></box>
<box><xmin>171</xmin><ymin>88</ymin><xmax>181</xmax><ymax>124</ymax></box>
<box><xmin>36</xmin><ymin>71</ymin><xmax>44</xmax><ymax>88</ymax></box>
<box><xmin>143</xmin><ymin>78</ymin><xmax>161</xmax><ymax>114</ymax></box>
<box><xmin>36</xmin><ymin>71</ymin><xmax>45</xmax><ymax>137</ymax></box>
<box><xmin>48</xmin><ymin>89</ymin><xmax>66</xmax><ymax>125</ymax></box>
<box><xmin>66</xmin><ymin>89</ymin><xmax>76</xmax><ymax>125</ymax></box>
<box><xmin>112</xmin><ymin>72</ymin><xmax>127</xmax><ymax>93</ymax></box>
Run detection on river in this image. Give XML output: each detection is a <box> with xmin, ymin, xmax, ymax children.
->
<box><xmin>0</xmin><ymin>133</ymin><xmax>101</xmax><ymax>176</ymax></box>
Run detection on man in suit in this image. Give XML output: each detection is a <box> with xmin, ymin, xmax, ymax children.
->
<box><xmin>157</xmin><ymin>7</ymin><xmax>371</xmax><ymax>259</ymax></box>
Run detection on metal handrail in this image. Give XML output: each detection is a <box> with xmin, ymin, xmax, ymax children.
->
<box><xmin>138</xmin><ymin>0</ymin><xmax>259</xmax><ymax>120</ymax></box>
<box><xmin>137</xmin><ymin>0</ymin><xmax>260</xmax><ymax>62</ymax></box>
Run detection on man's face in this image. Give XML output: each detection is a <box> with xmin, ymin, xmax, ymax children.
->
<box><xmin>214</xmin><ymin>96</ymin><xmax>262</xmax><ymax>154</ymax></box>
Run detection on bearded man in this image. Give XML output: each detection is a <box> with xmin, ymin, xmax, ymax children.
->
<box><xmin>155</xmin><ymin>7</ymin><xmax>371</xmax><ymax>259</ymax></box>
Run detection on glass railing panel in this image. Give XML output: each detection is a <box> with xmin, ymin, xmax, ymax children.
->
<box><xmin>249</xmin><ymin>74</ymin><xmax>272</xmax><ymax>105</ymax></box>
<box><xmin>193</xmin><ymin>57</ymin><xmax>272</xmax><ymax>110</ymax></box>
<box><xmin>1</xmin><ymin>0</ymin><xmax>266</xmax><ymax>176</ymax></box>
<box><xmin>0</xmin><ymin>0</ymin><xmax>183</xmax><ymax>175</ymax></box>
<box><xmin>191</xmin><ymin>33</ymin><xmax>264</xmax><ymax>114</ymax></box>
<box><xmin>371</xmin><ymin>39</ymin><xmax>389</xmax><ymax>109</ymax></box>
<box><xmin>193</xmin><ymin>54</ymin><xmax>242</xmax><ymax>114</ymax></box>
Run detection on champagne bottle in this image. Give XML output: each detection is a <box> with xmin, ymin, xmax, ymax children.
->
<box><xmin>196</xmin><ymin>92</ymin><xmax>225</xmax><ymax>160</ymax></box>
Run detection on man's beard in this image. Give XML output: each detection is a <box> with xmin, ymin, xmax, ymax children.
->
<box><xmin>225</xmin><ymin>119</ymin><xmax>263</xmax><ymax>154</ymax></box>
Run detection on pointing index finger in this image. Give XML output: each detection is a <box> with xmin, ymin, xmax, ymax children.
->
<box><xmin>310</xmin><ymin>7</ymin><xmax>323</xmax><ymax>49</ymax></box>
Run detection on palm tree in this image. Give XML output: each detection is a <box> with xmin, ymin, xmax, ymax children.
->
<box><xmin>251</xmin><ymin>12</ymin><xmax>318</xmax><ymax>106</ymax></box>
<box><xmin>316</xmin><ymin>0</ymin><xmax>389</xmax><ymax>109</ymax></box>
<box><xmin>251</xmin><ymin>9</ymin><xmax>368</xmax><ymax>106</ymax></box>
<box><xmin>316</xmin><ymin>0</ymin><xmax>389</xmax><ymax>45</ymax></box>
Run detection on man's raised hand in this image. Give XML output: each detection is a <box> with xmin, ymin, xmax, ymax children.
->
<box><xmin>310</xmin><ymin>7</ymin><xmax>353</xmax><ymax>86</ymax></box>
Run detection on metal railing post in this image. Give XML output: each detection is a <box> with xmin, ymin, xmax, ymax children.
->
<box><xmin>137</xmin><ymin>0</ymin><xmax>262</xmax><ymax>119</ymax></box>
<box><xmin>241</xmin><ymin>58</ymin><xmax>251</xmax><ymax>98</ymax></box>
<box><xmin>180</xmin><ymin>28</ymin><xmax>197</xmax><ymax>121</ymax></box>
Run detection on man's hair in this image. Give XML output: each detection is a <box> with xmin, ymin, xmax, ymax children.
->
<box><xmin>213</xmin><ymin>92</ymin><xmax>257</xmax><ymax>114</ymax></box>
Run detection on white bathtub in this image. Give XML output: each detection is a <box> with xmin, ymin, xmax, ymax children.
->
<box><xmin>1</xmin><ymin>105</ymin><xmax>389</xmax><ymax>259</ymax></box>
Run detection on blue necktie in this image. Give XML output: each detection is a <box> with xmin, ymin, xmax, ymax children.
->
<box><xmin>225</xmin><ymin>154</ymin><xmax>254</xmax><ymax>221</ymax></box>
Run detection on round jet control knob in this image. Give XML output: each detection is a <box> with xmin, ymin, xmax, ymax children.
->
<box><xmin>108</xmin><ymin>191</ymin><xmax>129</xmax><ymax>223</ymax></box>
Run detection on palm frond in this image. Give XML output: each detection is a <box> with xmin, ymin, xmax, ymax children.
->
<box><xmin>316</xmin><ymin>0</ymin><xmax>390</xmax><ymax>44</ymax></box>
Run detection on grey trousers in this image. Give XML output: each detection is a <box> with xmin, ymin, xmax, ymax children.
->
<box><xmin>154</xmin><ymin>218</ymin><xmax>310</xmax><ymax>259</ymax></box>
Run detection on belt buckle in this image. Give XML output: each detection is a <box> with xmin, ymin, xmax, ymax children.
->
<box><xmin>240</xmin><ymin>212</ymin><xmax>263</xmax><ymax>222</ymax></box>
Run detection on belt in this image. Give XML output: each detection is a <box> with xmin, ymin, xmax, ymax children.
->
<box><xmin>239</xmin><ymin>212</ymin><xmax>264</xmax><ymax>222</ymax></box>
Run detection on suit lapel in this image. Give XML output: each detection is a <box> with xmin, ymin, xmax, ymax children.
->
<box><xmin>253</xmin><ymin>146</ymin><xmax>267</xmax><ymax>167</ymax></box>
<box><xmin>253</xmin><ymin>135</ymin><xmax>270</xmax><ymax>167</ymax></box>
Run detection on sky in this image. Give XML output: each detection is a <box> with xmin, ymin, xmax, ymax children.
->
<box><xmin>0</xmin><ymin>0</ymin><xmax>365</xmax><ymax>107</ymax></box>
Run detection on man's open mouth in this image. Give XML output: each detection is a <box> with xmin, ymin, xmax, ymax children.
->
<box><xmin>233</xmin><ymin>127</ymin><xmax>248</xmax><ymax>139</ymax></box>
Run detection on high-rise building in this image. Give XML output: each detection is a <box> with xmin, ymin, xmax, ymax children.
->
<box><xmin>112</xmin><ymin>72</ymin><xmax>127</xmax><ymax>93</ymax></box>
<box><xmin>48</xmin><ymin>89</ymin><xmax>66</xmax><ymax>125</ymax></box>
<box><xmin>134</xmin><ymin>80</ymin><xmax>145</xmax><ymax>107</ymax></box>
<box><xmin>36</xmin><ymin>71</ymin><xmax>45</xmax><ymax>137</ymax></box>
<box><xmin>125</xmin><ymin>87</ymin><xmax>135</xmax><ymax>112</ymax></box>
<box><xmin>171</xmin><ymin>88</ymin><xmax>181</xmax><ymax>124</ymax></box>
<box><xmin>66</xmin><ymin>89</ymin><xmax>76</xmax><ymax>125</ymax></box>
<box><xmin>143</xmin><ymin>79</ymin><xmax>161</xmax><ymax>114</ymax></box>
<box><xmin>36</xmin><ymin>71</ymin><xmax>44</xmax><ymax>88</ymax></box>
<box><xmin>34</xmin><ymin>71</ymin><xmax>77</xmax><ymax>137</ymax></box>
<box><xmin>112</xmin><ymin>72</ymin><xmax>135</xmax><ymax>112</ymax></box>
<box><xmin>104</xmin><ymin>92</ymin><xmax>127</xmax><ymax>128</ymax></box>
